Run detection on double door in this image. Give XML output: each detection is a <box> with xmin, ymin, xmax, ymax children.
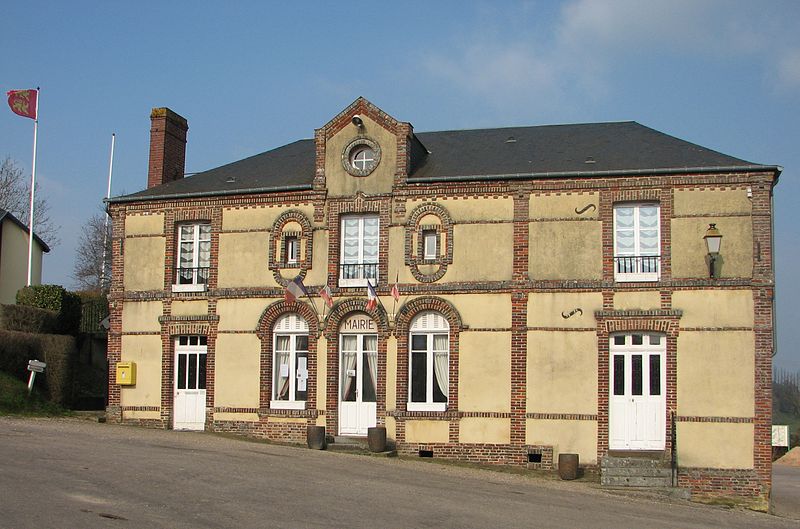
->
<box><xmin>339</xmin><ymin>334</ymin><xmax>377</xmax><ymax>436</ymax></box>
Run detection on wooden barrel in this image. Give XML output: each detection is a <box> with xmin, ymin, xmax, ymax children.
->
<box><xmin>307</xmin><ymin>425</ymin><xmax>326</xmax><ymax>450</ymax></box>
<box><xmin>367</xmin><ymin>426</ymin><xmax>387</xmax><ymax>452</ymax></box>
<box><xmin>558</xmin><ymin>453</ymin><xmax>579</xmax><ymax>480</ymax></box>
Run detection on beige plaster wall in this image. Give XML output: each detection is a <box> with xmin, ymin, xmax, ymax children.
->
<box><xmin>404</xmin><ymin>420</ymin><xmax>450</xmax><ymax>443</ymax></box>
<box><xmin>406</xmin><ymin>197</ymin><xmax>514</xmax><ymax>222</ymax></box>
<box><xmin>459</xmin><ymin>417</ymin><xmax>510</xmax><ymax>444</ymax></box>
<box><xmin>268</xmin><ymin>416</ymin><xmax>306</xmax><ymax>424</ymax></box>
<box><xmin>217</xmin><ymin>298</ymin><xmax>273</xmax><ymax>331</ymax></box>
<box><xmin>438</xmin><ymin>294</ymin><xmax>511</xmax><ymax>328</ymax></box>
<box><xmin>120</xmin><ymin>335</ymin><xmax>163</xmax><ymax>407</ymax></box>
<box><xmin>526</xmin><ymin>419</ymin><xmax>598</xmax><ymax>465</ymax></box>
<box><xmin>527</xmin><ymin>331</ymin><xmax>597</xmax><ymax>414</ymax></box>
<box><xmin>304</xmin><ymin>230</ymin><xmax>329</xmax><ymax>285</ymax></box>
<box><xmin>326</xmin><ymin>115</ymin><xmax>397</xmax><ymax>197</ymax></box>
<box><xmin>614</xmin><ymin>291</ymin><xmax>662</xmax><ymax>311</ymax></box>
<box><xmin>122</xmin><ymin>301</ymin><xmax>162</xmax><ymax>333</ymax></box>
<box><xmin>218</xmin><ymin>232</ymin><xmax>276</xmax><ymax>288</ymax></box>
<box><xmin>529</xmin><ymin>221</ymin><xmax>602</xmax><ymax>279</ymax></box>
<box><xmin>530</xmin><ymin>193</ymin><xmax>600</xmax><ymax>220</ymax></box>
<box><xmin>673</xmin><ymin>189</ymin><xmax>751</xmax><ymax>216</ymax></box>
<box><xmin>386</xmin><ymin>335</ymin><xmax>397</xmax><ymax>411</ymax></box>
<box><xmin>214</xmin><ymin>334</ymin><xmax>260</xmax><ymax>408</ymax></box>
<box><xmin>171</xmin><ymin>300</ymin><xmax>208</xmax><ymax>317</ymax></box>
<box><xmin>459</xmin><ymin>332</ymin><xmax>511</xmax><ymax>412</ymax></box>
<box><xmin>672</xmin><ymin>290</ymin><xmax>753</xmax><ymax>328</ymax></box>
<box><xmin>527</xmin><ymin>292</ymin><xmax>603</xmax><ymax>329</ymax></box>
<box><xmin>123</xmin><ymin>237</ymin><xmax>165</xmax><ymax>291</ymax></box>
<box><xmin>214</xmin><ymin>412</ymin><xmax>258</xmax><ymax>422</ymax></box>
<box><xmin>677</xmin><ymin>422</ymin><xmax>753</xmax><ymax>469</ymax></box>
<box><xmin>317</xmin><ymin>335</ymin><xmax>327</xmax><ymax>411</ymax></box>
<box><xmin>447</xmin><ymin>224</ymin><xmax>513</xmax><ymax>282</ymax></box>
<box><xmin>0</xmin><ymin>220</ymin><xmax>44</xmax><ymax>304</ymax></box>
<box><xmin>222</xmin><ymin>205</ymin><xmax>315</xmax><ymax>231</ymax></box>
<box><xmin>385</xmin><ymin>416</ymin><xmax>396</xmax><ymax>441</ymax></box>
<box><xmin>671</xmin><ymin>218</ymin><xmax>753</xmax><ymax>278</ymax></box>
<box><xmin>677</xmin><ymin>331</ymin><xmax>754</xmax><ymax>417</ymax></box>
<box><xmin>124</xmin><ymin>410</ymin><xmax>160</xmax><ymax>420</ymax></box>
<box><xmin>388</xmin><ymin>227</ymin><xmax>412</xmax><ymax>283</ymax></box>
<box><xmin>125</xmin><ymin>213</ymin><xmax>164</xmax><ymax>235</ymax></box>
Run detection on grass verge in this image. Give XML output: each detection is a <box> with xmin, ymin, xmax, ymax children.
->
<box><xmin>0</xmin><ymin>370</ymin><xmax>69</xmax><ymax>416</ymax></box>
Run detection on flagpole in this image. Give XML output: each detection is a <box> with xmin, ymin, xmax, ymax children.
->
<box><xmin>26</xmin><ymin>87</ymin><xmax>40</xmax><ymax>286</ymax></box>
<box><xmin>101</xmin><ymin>133</ymin><xmax>115</xmax><ymax>291</ymax></box>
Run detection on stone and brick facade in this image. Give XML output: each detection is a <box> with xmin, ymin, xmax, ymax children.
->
<box><xmin>107</xmin><ymin>97</ymin><xmax>779</xmax><ymax>505</ymax></box>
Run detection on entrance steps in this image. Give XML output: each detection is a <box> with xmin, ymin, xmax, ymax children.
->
<box><xmin>600</xmin><ymin>451</ymin><xmax>676</xmax><ymax>488</ymax></box>
<box><xmin>327</xmin><ymin>436</ymin><xmax>397</xmax><ymax>457</ymax></box>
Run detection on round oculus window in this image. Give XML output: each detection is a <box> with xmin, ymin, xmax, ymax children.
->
<box><xmin>342</xmin><ymin>137</ymin><xmax>381</xmax><ymax>177</ymax></box>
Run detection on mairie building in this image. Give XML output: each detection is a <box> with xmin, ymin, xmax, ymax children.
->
<box><xmin>107</xmin><ymin>97</ymin><xmax>779</xmax><ymax>504</ymax></box>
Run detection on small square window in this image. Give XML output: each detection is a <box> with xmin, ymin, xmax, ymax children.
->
<box><xmin>614</xmin><ymin>335</ymin><xmax>626</xmax><ymax>346</ymax></box>
<box><xmin>285</xmin><ymin>236</ymin><xmax>300</xmax><ymax>265</ymax></box>
<box><xmin>423</xmin><ymin>230</ymin><xmax>437</xmax><ymax>260</ymax></box>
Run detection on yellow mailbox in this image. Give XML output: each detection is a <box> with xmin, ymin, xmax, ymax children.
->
<box><xmin>116</xmin><ymin>362</ymin><xmax>137</xmax><ymax>386</ymax></box>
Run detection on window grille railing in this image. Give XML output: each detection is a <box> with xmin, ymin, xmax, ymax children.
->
<box><xmin>614</xmin><ymin>255</ymin><xmax>660</xmax><ymax>277</ymax></box>
<box><xmin>176</xmin><ymin>267</ymin><xmax>210</xmax><ymax>285</ymax></box>
<box><xmin>339</xmin><ymin>263</ymin><xmax>378</xmax><ymax>283</ymax></box>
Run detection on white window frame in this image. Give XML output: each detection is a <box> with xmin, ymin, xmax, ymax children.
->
<box><xmin>423</xmin><ymin>230</ymin><xmax>437</xmax><ymax>260</ymax></box>
<box><xmin>613</xmin><ymin>203</ymin><xmax>661</xmax><ymax>282</ymax></box>
<box><xmin>351</xmin><ymin>147</ymin><xmax>376</xmax><ymax>172</ymax></box>
<box><xmin>339</xmin><ymin>214</ymin><xmax>379</xmax><ymax>287</ymax></box>
<box><xmin>407</xmin><ymin>311</ymin><xmax>449</xmax><ymax>412</ymax></box>
<box><xmin>173</xmin><ymin>222</ymin><xmax>211</xmax><ymax>292</ymax></box>
<box><xmin>285</xmin><ymin>235</ymin><xmax>300</xmax><ymax>265</ymax></box>
<box><xmin>271</xmin><ymin>313</ymin><xmax>309</xmax><ymax>410</ymax></box>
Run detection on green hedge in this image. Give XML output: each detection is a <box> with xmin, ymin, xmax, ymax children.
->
<box><xmin>16</xmin><ymin>285</ymin><xmax>81</xmax><ymax>335</ymax></box>
<box><xmin>0</xmin><ymin>330</ymin><xmax>76</xmax><ymax>405</ymax></box>
<box><xmin>0</xmin><ymin>304</ymin><xmax>59</xmax><ymax>333</ymax></box>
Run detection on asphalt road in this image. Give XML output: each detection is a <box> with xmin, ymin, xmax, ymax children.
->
<box><xmin>773</xmin><ymin>464</ymin><xmax>800</xmax><ymax>520</ymax></box>
<box><xmin>0</xmin><ymin>417</ymin><xmax>795</xmax><ymax>529</ymax></box>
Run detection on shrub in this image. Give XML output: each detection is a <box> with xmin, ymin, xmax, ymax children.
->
<box><xmin>16</xmin><ymin>285</ymin><xmax>81</xmax><ymax>335</ymax></box>
<box><xmin>0</xmin><ymin>304</ymin><xmax>59</xmax><ymax>333</ymax></box>
<box><xmin>0</xmin><ymin>330</ymin><xmax>77</xmax><ymax>405</ymax></box>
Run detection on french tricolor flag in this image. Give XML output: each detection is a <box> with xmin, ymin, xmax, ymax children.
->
<box><xmin>366</xmin><ymin>282</ymin><xmax>378</xmax><ymax>311</ymax></box>
<box><xmin>285</xmin><ymin>277</ymin><xmax>308</xmax><ymax>303</ymax></box>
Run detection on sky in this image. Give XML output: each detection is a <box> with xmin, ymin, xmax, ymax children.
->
<box><xmin>2</xmin><ymin>0</ymin><xmax>799</xmax><ymax>370</ymax></box>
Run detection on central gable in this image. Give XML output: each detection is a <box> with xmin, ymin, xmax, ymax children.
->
<box><xmin>315</xmin><ymin>97</ymin><xmax>413</xmax><ymax>197</ymax></box>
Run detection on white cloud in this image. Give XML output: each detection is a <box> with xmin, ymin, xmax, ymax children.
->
<box><xmin>420</xmin><ymin>0</ymin><xmax>800</xmax><ymax>111</ymax></box>
<box><xmin>776</xmin><ymin>48</ymin><xmax>800</xmax><ymax>90</ymax></box>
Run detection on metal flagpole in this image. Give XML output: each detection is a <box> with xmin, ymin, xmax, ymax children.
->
<box><xmin>26</xmin><ymin>87</ymin><xmax>40</xmax><ymax>286</ymax></box>
<box><xmin>101</xmin><ymin>133</ymin><xmax>115</xmax><ymax>290</ymax></box>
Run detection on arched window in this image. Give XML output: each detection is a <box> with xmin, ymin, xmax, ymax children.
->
<box><xmin>272</xmin><ymin>313</ymin><xmax>309</xmax><ymax>409</ymax></box>
<box><xmin>408</xmin><ymin>311</ymin><xmax>449</xmax><ymax>412</ymax></box>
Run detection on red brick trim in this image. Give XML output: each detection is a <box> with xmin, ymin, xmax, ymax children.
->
<box><xmin>322</xmin><ymin>298</ymin><xmax>391</xmax><ymax>435</ymax></box>
<box><xmin>268</xmin><ymin>210</ymin><xmax>314</xmax><ymax>286</ymax></box>
<box><xmin>676</xmin><ymin>416</ymin><xmax>754</xmax><ymax>423</ymax></box>
<box><xmin>255</xmin><ymin>300</ymin><xmax>320</xmax><ymax>412</ymax></box>
<box><xmin>595</xmin><ymin>311</ymin><xmax>681</xmax><ymax>462</ymax></box>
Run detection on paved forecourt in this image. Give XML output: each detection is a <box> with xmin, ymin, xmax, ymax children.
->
<box><xmin>0</xmin><ymin>417</ymin><xmax>794</xmax><ymax>529</ymax></box>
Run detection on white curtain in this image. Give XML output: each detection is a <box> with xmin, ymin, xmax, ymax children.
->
<box><xmin>275</xmin><ymin>336</ymin><xmax>290</xmax><ymax>400</ymax></box>
<box><xmin>433</xmin><ymin>334</ymin><xmax>448</xmax><ymax>398</ymax></box>
<box><xmin>342</xmin><ymin>336</ymin><xmax>358</xmax><ymax>400</ymax></box>
<box><xmin>364</xmin><ymin>335</ymin><xmax>378</xmax><ymax>398</ymax></box>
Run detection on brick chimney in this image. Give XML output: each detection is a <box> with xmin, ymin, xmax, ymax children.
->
<box><xmin>147</xmin><ymin>107</ymin><xmax>188</xmax><ymax>189</ymax></box>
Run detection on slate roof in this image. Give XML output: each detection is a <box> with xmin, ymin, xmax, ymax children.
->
<box><xmin>112</xmin><ymin>121</ymin><xmax>776</xmax><ymax>203</ymax></box>
<box><xmin>0</xmin><ymin>208</ymin><xmax>50</xmax><ymax>252</ymax></box>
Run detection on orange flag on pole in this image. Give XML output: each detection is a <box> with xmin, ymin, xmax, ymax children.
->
<box><xmin>7</xmin><ymin>89</ymin><xmax>38</xmax><ymax>120</ymax></box>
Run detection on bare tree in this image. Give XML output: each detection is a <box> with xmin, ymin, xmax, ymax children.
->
<box><xmin>72</xmin><ymin>212</ymin><xmax>112</xmax><ymax>293</ymax></box>
<box><xmin>0</xmin><ymin>156</ymin><xmax>60</xmax><ymax>247</ymax></box>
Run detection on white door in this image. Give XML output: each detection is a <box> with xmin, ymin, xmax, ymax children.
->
<box><xmin>339</xmin><ymin>333</ymin><xmax>377</xmax><ymax>436</ymax></box>
<box><xmin>174</xmin><ymin>336</ymin><xmax>207</xmax><ymax>431</ymax></box>
<box><xmin>609</xmin><ymin>333</ymin><xmax>666</xmax><ymax>450</ymax></box>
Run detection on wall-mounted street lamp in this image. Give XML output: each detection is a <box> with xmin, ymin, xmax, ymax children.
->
<box><xmin>703</xmin><ymin>223</ymin><xmax>723</xmax><ymax>278</ymax></box>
